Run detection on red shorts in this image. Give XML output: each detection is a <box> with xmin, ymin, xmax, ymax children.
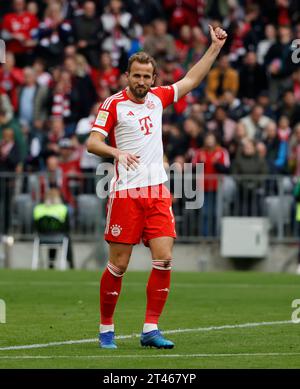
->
<box><xmin>104</xmin><ymin>184</ymin><xmax>176</xmax><ymax>246</ymax></box>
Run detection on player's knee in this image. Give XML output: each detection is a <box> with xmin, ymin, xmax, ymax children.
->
<box><xmin>107</xmin><ymin>261</ymin><xmax>127</xmax><ymax>276</ymax></box>
<box><xmin>152</xmin><ymin>258</ymin><xmax>172</xmax><ymax>270</ymax></box>
<box><xmin>109</xmin><ymin>254</ymin><xmax>130</xmax><ymax>274</ymax></box>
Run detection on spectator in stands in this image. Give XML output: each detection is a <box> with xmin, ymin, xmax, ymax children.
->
<box><xmin>277</xmin><ymin>115</ymin><xmax>292</xmax><ymax>142</ymax></box>
<box><xmin>1</xmin><ymin>0</ymin><xmax>39</xmax><ymax>67</ymax></box>
<box><xmin>0</xmin><ymin>128</ymin><xmax>22</xmax><ymax>234</ymax></box>
<box><xmin>158</xmin><ymin>55</ymin><xmax>189</xmax><ymax>117</ymax></box>
<box><xmin>162</xmin><ymin>123</ymin><xmax>187</xmax><ymax>164</ymax></box>
<box><xmin>277</xmin><ymin>90</ymin><xmax>300</xmax><ymax>128</ymax></box>
<box><xmin>159</xmin><ymin>55</ymin><xmax>185</xmax><ymax>86</ymax></box>
<box><xmin>143</xmin><ymin>18</ymin><xmax>176</xmax><ymax>65</ymax></box>
<box><xmin>256</xmin><ymin>24</ymin><xmax>276</xmax><ymax>65</ymax></box>
<box><xmin>0</xmin><ymin>108</ymin><xmax>27</xmax><ymax>164</ymax></box>
<box><xmin>288</xmin><ymin>68</ymin><xmax>300</xmax><ymax>103</ymax></box>
<box><xmin>192</xmin><ymin>132</ymin><xmax>230</xmax><ymax>236</ymax></box>
<box><xmin>50</xmin><ymin>70</ymin><xmax>72</xmax><ymax>127</ymax></box>
<box><xmin>164</xmin><ymin>0</ymin><xmax>205</xmax><ymax>31</ymax></box>
<box><xmin>205</xmin><ymin>0</ymin><xmax>229</xmax><ymax>21</ymax></box>
<box><xmin>239</xmin><ymin>105</ymin><xmax>271</xmax><ymax>141</ymax></box>
<box><xmin>243</xmin><ymin>3</ymin><xmax>265</xmax><ymax>51</ymax></box>
<box><xmin>126</xmin><ymin>0</ymin><xmax>164</xmax><ymax>25</ymax></box>
<box><xmin>188</xmin><ymin>102</ymin><xmax>206</xmax><ymax>123</ymax></box>
<box><xmin>18</xmin><ymin>67</ymin><xmax>49</xmax><ymax>132</ymax></box>
<box><xmin>288</xmin><ymin>123</ymin><xmax>300</xmax><ymax>177</ymax></box>
<box><xmin>227</xmin><ymin>121</ymin><xmax>248</xmax><ymax>163</ymax></box>
<box><xmin>175</xmin><ymin>25</ymin><xmax>193</xmax><ymax>65</ymax></box>
<box><xmin>226</xmin><ymin>17</ymin><xmax>250</xmax><ymax>64</ymax></box>
<box><xmin>257</xmin><ymin>91</ymin><xmax>276</xmax><ymax>120</ymax></box>
<box><xmin>0</xmin><ymin>89</ymin><xmax>14</xmax><ymax>124</ymax></box>
<box><xmin>62</xmin><ymin>55</ymin><xmax>97</xmax><ymax>130</ymax></box>
<box><xmin>0</xmin><ymin>127</ymin><xmax>21</xmax><ymax>172</ymax></box>
<box><xmin>33</xmin><ymin>58</ymin><xmax>52</xmax><ymax>87</ymax></box>
<box><xmin>57</xmin><ymin>137</ymin><xmax>82</xmax><ymax>208</ymax></box>
<box><xmin>182</xmin><ymin>117</ymin><xmax>204</xmax><ymax>162</ymax></box>
<box><xmin>0</xmin><ymin>52</ymin><xmax>24</xmax><ymax>112</ymax></box>
<box><xmin>27</xmin><ymin>1</ymin><xmax>39</xmax><ymax>17</ymax></box>
<box><xmin>35</xmin><ymin>1</ymin><xmax>74</xmax><ymax>67</ymax></box>
<box><xmin>261</xmin><ymin>0</ymin><xmax>298</xmax><ymax>27</ymax></box>
<box><xmin>184</xmin><ymin>26</ymin><xmax>207</xmax><ymax>71</ymax></box>
<box><xmin>265</xmin><ymin>25</ymin><xmax>297</xmax><ymax>103</ymax></box>
<box><xmin>222</xmin><ymin>90</ymin><xmax>248</xmax><ymax>121</ymax></box>
<box><xmin>262</xmin><ymin>121</ymin><xmax>288</xmax><ymax>174</ymax></box>
<box><xmin>73</xmin><ymin>0</ymin><xmax>101</xmax><ymax>68</ymax></box>
<box><xmin>207</xmin><ymin>105</ymin><xmax>236</xmax><ymax>147</ymax></box>
<box><xmin>238</xmin><ymin>51</ymin><xmax>268</xmax><ymax>104</ymax></box>
<box><xmin>33</xmin><ymin>186</ymin><xmax>74</xmax><ymax>269</ymax></box>
<box><xmin>231</xmin><ymin>138</ymin><xmax>268</xmax><ymax>216</ymax></box>
<box><xmin>100</xmin><ymin>0</ymin><xmax>141</xmax><ymax>71</ymax></box>
<box><xmin>75</xmin><ymin>103</ymin><xmax>101</xmax><ymax>193</ymax></box>
<box><xmin>75</xmin><ymin>102</ymin><xmax>98</xmax><ymax>143</ymax></box>
<box><xmin>206</xmin><ymin>54</ymin><xmax>239</xmax><ymax>105</ymax></box>
<box><xmin>45</xmin><ymin>117</ymin><xmax>65</xmax><ymax>155</ymax></box>
<box><xmin>91</xmin><ymin>51</ymin><xmax>120</xmax><ymax>95</ymax></box>
<box><xmin>40</xmin><ymin>154</ymin><xmax>63</xmax><ymax>199</ymax></box>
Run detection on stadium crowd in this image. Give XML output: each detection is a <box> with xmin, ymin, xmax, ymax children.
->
<box><xmin>1</xmin><ymin>0</ymin><xmax>300</xmax><ymax>235</ymax></box>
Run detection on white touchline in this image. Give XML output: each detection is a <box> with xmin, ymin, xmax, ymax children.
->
<box><xmin>0</xmin><ymin>320</ymin><xmax>294</xmax><ymax>352</ymax></box>
<box><xmin>1</xmin><ymin>352</ymin><xmax>300</xmax><ymax>360</ymax></box>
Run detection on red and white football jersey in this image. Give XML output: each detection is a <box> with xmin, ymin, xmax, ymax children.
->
<box><xmin>2</xmin><ymin>12</ymin><xmax>39</xmax><ymax>53</ymax></box>
<box><xmin>91</xmin><ymin>85</ymin><xmax>178</xmax><ymax>192</ymax></box>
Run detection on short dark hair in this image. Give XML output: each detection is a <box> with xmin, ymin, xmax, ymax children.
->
<box><xmin>127</xmin><ymin>52</ymin><xmax>158</xmax><ymax>76</ymax></box>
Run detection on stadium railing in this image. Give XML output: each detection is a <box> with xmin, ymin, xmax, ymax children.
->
<box><xmin>0</xmin><ymin>172</ymin><xmax>298</xmax><ymax>243</ymax></box>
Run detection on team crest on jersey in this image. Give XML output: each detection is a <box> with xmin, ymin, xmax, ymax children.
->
<box><xmin>95</xmin><ymin>110</ymin><xmax>109</xmax><ymax>127</ymax></box>
<box><xmin>110</xmin><ymin>224</ymin><xmax>122</xmax><ymax>237</ymax></box>
<box><xmin>146</xmin><ymin>100</ymin><xmax>155</xmax><ymax>110</ymax></box>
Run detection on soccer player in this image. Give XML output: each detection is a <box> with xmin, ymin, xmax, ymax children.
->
<box><xmin>87</xmin><ymin>25</ymin><xmax>227</xmax><ymax>349</ymax></box>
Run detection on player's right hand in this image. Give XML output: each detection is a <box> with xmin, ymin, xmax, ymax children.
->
<box><xmin>116</xmin><ymin>151</ymin><xmax>140</xmax><ymax>171</ymax></box>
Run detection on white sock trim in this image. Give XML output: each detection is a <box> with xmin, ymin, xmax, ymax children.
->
<box><xmin>100</xmin><ymin>324</ymin><xmax>114</xmax><ymax>333</ymax></box>
<box><xmin>143</xmin><ymin>323</ymin><xmax>158</xmax><ymax>333</ymax></box>
<box><xmin>107</xmin><ymin>262</ymin><xmax>124</xmax><ymax>277</ymax></box>
<box><xmin>152</xmin><ymin>259</ymin><xmax>172</xmax><ymax>271</ymax></box>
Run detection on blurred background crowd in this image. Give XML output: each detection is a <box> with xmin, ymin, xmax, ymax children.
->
<box><xmin>1</xmin><ymin>0</ymin><xmax>300</xmax><ymax>237</ymax></box>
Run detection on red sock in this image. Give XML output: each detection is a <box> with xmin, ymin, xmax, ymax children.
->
<box><xmin>145</xmin><ymin>264</ymin><xmax>171</xmax><ymax>324</ymax></box>
<box><xmin>100</xmin><ymin>263</ymin><xmax>123</xmax><ymax>325</ymax></box>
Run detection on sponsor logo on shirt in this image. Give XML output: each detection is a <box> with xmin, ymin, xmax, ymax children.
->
<box><xmin>139</xmin><ymin>115</ymin><xmax>153</xmax><ymax>135</ymax></box>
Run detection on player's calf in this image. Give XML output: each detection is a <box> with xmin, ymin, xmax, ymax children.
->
<box><xmin>99</xmin><ymin>261</ymin><xmax>125</xmax><ymax>349</ymax></box>
<box><xmin>141</xmin><ymin>258</ymin><xmax>174</xmax><ymax>348</ymax></box>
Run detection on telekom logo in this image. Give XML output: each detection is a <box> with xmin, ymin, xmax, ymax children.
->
<box><xmin>139</xmin><ymin>116</ymin><xmax>153</xmax><ymax>135</ymax></box>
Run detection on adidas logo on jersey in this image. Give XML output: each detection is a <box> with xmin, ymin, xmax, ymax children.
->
<box><xmin>127</xmin><ymin>111</ymin><xmax>134</xmax><ymax>116</ymax></box>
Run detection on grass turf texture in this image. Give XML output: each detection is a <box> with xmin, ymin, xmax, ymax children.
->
<box><xmin>0</xmin><ymin>269</ymin><xmax>299</xmax><ymax>369</ymax></box>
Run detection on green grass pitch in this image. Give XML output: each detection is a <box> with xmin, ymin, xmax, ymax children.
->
<box><xmin>0</xmin><ymin>269</ymin><xmax>300</xmax><ymax>369</ymax></box>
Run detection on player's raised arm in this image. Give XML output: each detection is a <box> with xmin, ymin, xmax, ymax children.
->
<box><xmin>175</xmin><ymin>25</ymin><xmax>228</xmax><ymax>100</ymax></box>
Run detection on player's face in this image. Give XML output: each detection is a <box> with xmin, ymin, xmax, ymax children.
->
<box><xmin>127</xmin><ymin>61</ymin><xmax>155</xmax><ymax>99</ymax></box>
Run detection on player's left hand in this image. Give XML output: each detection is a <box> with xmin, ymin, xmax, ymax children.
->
<box><xmin>209</xmin><ymin>25</ymin><xmax>228</xmax><ymax>49</ymax></box>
